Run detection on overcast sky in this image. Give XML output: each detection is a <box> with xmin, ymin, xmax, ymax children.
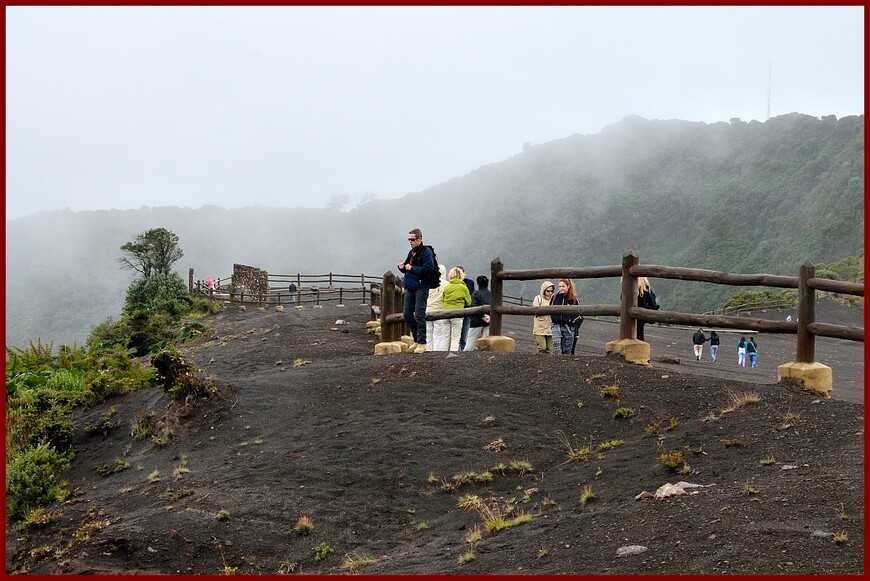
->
<box><xmin>5</xmin><ymin>5</ymin><xmax>864</xmax><ymax>220</ymax></box>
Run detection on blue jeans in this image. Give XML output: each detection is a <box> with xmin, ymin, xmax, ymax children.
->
<box><xmin>749</xmin><ymin>352</ymin><xmax>758</xmax><ymax>367</ymax></box>
<box><xmin>402</xmin><ymin>288</ymin><xmax>429</xmax><ymax>344</ymax></box>
<box><xmin>551</xmin><ymin>323</ymin><xmax>574</xmax><ymax>355</ymax></box>
<box><xmin>710</xmin><ymin>345</ymin><xmax>719</xmax><ymax>361</ymax></box>
<box><xmin>459</xmin><ymin>317</ymin><xmax>471</xmax><ymax>351</ymax></box>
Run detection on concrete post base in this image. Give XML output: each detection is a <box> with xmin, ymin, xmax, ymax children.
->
<box><xmin>474</xmin><ymin>336</ymin><xmax>516</xmax><ymax>352</ymax></box>
<box><xmin>374</xmin><ymin>341</ymin><xmax>408</xmax><ymax>355</ymax></box>
<box><xmin>605</xmin><ymin>339</ymin><xmax>651</xmax><ymax>366</ymax></box>
<box><xmin>777</xmin><ymin>361</ymin><xmax>832</xmax><ymax>396</ymax></box>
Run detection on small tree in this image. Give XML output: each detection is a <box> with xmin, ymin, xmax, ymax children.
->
<box><xmin>119</xmin><ymin>228</ymin><xmax>183</xmax><ymax>279</ymax></box>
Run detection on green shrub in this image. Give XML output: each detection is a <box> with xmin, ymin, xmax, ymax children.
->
<box><xmin>43</xmin><ymin>369</ymin><xmax>86</xmax><ymax>393</ymax></box>
<box><xmin>6</xmin><ymin>443</ymin><xmax>71</xmax><ymax>521</ymax></box>
<box><xmin>131</xmin><ymin>411</ymin><xmax>156</xmax><ymax>441</ymax></box>
<box><xmin>126</xmin><ymin>312</ymin><xmax>176</xmax><ymax>357</ymax></box>
<box><xmin>9</xmin><ymin>390</ymin><xmax>78</xmax><ymax>454</ymax></box>
<box><xmin>151</xmin><ymin>347</ymin><xmax>215</xmax><ymax>402</ymax></box>
<box><xmin>84</xmin><ymin>408</ymin><xmax>121</xmax><ymax>439</ymax></box>
<box><xmin>123</xmin><ymin>272</ymin><xmax>189</xmax><ymax>317</ymax></box>
<box><xmin>314</xmin><ymin>542</ymin><xmax>334</xmax><ymax>562</ymax></box>
<box><xmin>5</xmin><ymin>340</ymin><xmax>54</xmax><ymax>375</ymax></box>
<box><xmin>87</xmin><ymin>318</ymin><xmax>134</xmax><ymax>352</ymax></box>
<box><xmin>178</xmin><ymin>322</ymin><xmax>210</xmax><ymax>342</ymax></box>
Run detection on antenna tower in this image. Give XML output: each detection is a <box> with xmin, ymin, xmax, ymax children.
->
<box><xmin>766</xmin><ymin>62</ymin><xmax>771</xmax><ymax>121</ymax></box>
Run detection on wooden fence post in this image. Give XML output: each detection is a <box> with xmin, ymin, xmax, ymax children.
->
<box><xmin>796</xmin><ymin>261</ymin><xmax>816</xmax><ymax>363</ymax></box>
<box><xmin>296</xmin><ymin>274</ymin><xmax>302</xmax><ymax>306</ymax></box>
<box><xmin>490</xmin><ymin>258</ymin><xmax>504</xmax><ymax>336</ymax></box>
<box><xmin>620</xmin><ymin>251</ymin><xmax>639</xmax><ymax>340</ymax></box>
<box><xmin>380</xmin><ymin>272</ymin><xmax>401</xmax><ymax>342</ymax></box>
<box><xmin>188</xmin><ymin>268</ymin><xmax>194</xmax><ymax>293</ymax></box>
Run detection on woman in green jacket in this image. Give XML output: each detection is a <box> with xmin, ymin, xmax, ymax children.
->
<box><xmin>442</xmin><ymin>266</ymin><xmax>472</xmax><ymax>352</ymax></box>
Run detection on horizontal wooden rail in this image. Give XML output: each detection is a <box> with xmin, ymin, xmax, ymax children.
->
<box><xmin>496</xmin><ymin>305</ymin><xmax>620</xmax><ymax>317</ymax></box>
<box><xmin>807</xmin><ymin>322</ymin><xmax>864</xmax><ymax>342</ymax></box>
<box><xmin>496</xmin><ymin>266</ymin><xmax>622</xmax><ymax>280</ymax></box>
<box><xmin>807</xmin><ymin>278</ymin><xmax>865</xmax><ymax>296</ymax></box>
<box><xmin>630</xmin><ymin>265</ymin><xmax>798</xmax><ymax>288</ymax></box>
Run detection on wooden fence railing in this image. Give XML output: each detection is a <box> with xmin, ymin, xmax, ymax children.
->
<box><xmin>379</xmin><ymin>251</ymin><xmax>864</xmax><ymax>368</ymax></box>
<box><xmin>190</xmin><ymin>271</ymin><xmax>382</xmax><ymax>308</ymax></box>
<box><xmin>188</xmin><ymin>255</ymin><xmax>863</xmax><ymax>389</ymax></box>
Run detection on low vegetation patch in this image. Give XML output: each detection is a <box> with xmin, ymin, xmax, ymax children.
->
<box><xmin>657</xmin><ymin>450</ymin><xmax>684</xmax><ymax>471</ymax></box>
<box><xmin>597</xmin><ymin>438</ymin><xmax>624</xmax><ymax>451</ymax></box>
<box><xmin>613</xmin><ymin>407</ymin><xmax>634</xmax><ymax>419</ymax></box>
<box><xmin>294</xmin><ymin>515</ymin><xmax>314</xmax><ymax>535</ymax></box>
<box><xmin>728</xmin><ymin>391</ymin><xmax>761</xmax><ymax>409</ymax></box>
<box><xmin>554</xmin><ymin>430</ymin><xmax>592</xmax><ymax>463</ymax></box>
<box><xmin>313</xmin><ymin>542</ymin><xmax>334</xmax><ymax>562</ymax></box>
<box><xmin>579</xmin><ymin>484</ymin><xmax>596</xmax><ymax>505</ymax></box>
<box><xmin>340</xmin><ymin>553</ymin><xmax>377</xmax><ymax>571</ymax></box>
<box><xmin>508</xmin><ymin>459</ymin><xmax>534</xmax><ymax>475</ymax></box>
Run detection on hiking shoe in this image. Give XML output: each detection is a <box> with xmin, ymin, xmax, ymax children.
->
<box><xmin>413</xmin><ymin>344</ymin><xmax>427</xmax><ymax>354</ymax></box>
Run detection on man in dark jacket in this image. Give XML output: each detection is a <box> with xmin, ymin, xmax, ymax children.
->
<box><xmin>398</xmin><ymin>228</ymin><xmax>435</xmax><ymax>353</ymax></box>
<box><xmin>692</xmin><ymin>328</ymin><xmax>708</xmax><ymax>361</ymax></box>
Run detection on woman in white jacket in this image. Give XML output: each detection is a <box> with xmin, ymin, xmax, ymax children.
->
<box><xmin>425</xmin><ymin>265</ymin><xmax>449</xmax><ymax>351</ymax></box>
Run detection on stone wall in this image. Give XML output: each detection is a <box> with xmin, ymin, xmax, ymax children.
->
<box><xmin>232</xmin><ymin>263</ymin><xmax>269</xmax><ymax>302</ymax></box>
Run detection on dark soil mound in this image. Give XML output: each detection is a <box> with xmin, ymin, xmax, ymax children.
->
<box><xmin>6</xmin><ymin>304</ymin><xmax>864</xmax><ymax>575</ymax></box>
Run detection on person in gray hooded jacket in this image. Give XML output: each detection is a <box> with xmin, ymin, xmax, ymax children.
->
<box><xmin>532</xmin><ymin>281</ymin><xmax>555</xmax><ymax>353</ymax></box>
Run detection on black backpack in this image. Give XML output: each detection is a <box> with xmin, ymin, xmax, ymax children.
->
<box><xmin>424</xmin><ymin>245</ymin><xmax>440</xmax><ymax>288</ymax></box>
<box><xmin>645</xmin><ymin>289</ymin><xmax>660</xmax><ymax>310</ymax></box>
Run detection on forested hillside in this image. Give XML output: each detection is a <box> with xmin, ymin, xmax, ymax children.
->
<box><xmin>6</xmin><ymin>113</ymin><xmax>863</xmax><ymax>349</ymax></box>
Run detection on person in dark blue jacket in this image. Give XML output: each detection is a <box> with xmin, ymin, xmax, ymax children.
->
<box><xmin>463</xmin><ymin>275</ymin><xmax>491</xmax><ymax>351</ymax></box>
<box><xmin>746</xmin><ymin>336</ymin><xmax>759</xmax><ymax>367</ymax></box>
<box><xmin>398</xmin><ymin>228</ymin><xmax>435</xmax><ymax>353</ymax></box>
<box><xmin>692</xmin><ymin>328</ymin><xmax>708</xmax><ymax>361</ymax></box>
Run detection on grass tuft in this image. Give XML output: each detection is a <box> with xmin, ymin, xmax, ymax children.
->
<box><xmin>729</xmin><ymin>390</ymin><xmax>761</xmax><ymax>408</ymax></box>
<box><xmin>340</xmin><ymin>552</ymin><xmax>377</xmax><ymax>571</ymax></box>
<box><xmin>294</xmin><ymin>515</ymin><xmax>314</xmax><ymax>535</ymax></box>
<box><xmin>579</xmin><ymin>484</ymin><xmax>595</xmax><ymax>505</ymax></box>
<box><xmin>509</xmin><ymin>459</ymin><xmax>534</xmax><ymax>475</ymax></box>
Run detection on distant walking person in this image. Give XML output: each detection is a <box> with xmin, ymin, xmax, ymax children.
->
<box><xmin>550</xmin><ymin>279</ymin><xmax>580</xmax><ymax>355</ymax></box>
<box><xmin>635</xmin><ymin>276</ymin><xmax>659</xmax><ymax>341</ymax></box>
<box><xmin>205</xmin><ymin>275</ymin><xmax>215</xmax><ymax>291</ymax></box>
<box><xmin>708</xmin><ymin>330</ymin><xmax>720</xmax><ymax>362</ymax></box>
<box><xmin>747</xmin><ymin>336</ymin><xmax>759</xmax><ymax>368</ymax></box>
<box><xmin>442</xmin><ymin>266</ymin><xmax>472</xmax><ymax>352</ymax></box>
<box><xmin>692</xmin><ymin>328</ymin><xmax>708</xmax><ymax>361</ymax></box>
<box><xmin>398</xmin><ymin>228</ymin><xmax>435</xmax><ymax>354</ymax></box>
<box><xmin>532</xmin><ymin>281</ymin><xmax>555</xmax><ymax>353</ymax></box>
<box><xmin>464</xmin><ymin>275</ymin><xmax>491</xmax><ymax>351</ymax></box>
<box><xmin>736</xmin><ymin>336</ymin><xmax>748</xmax><ymax>366</ymax></box>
